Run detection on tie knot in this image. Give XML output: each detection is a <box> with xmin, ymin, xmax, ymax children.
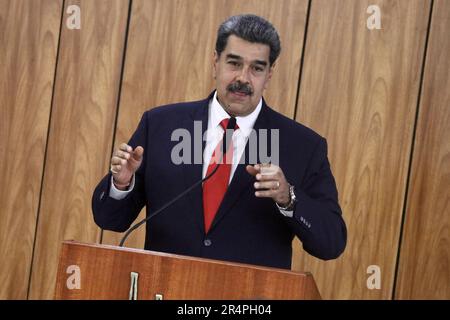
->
<box><xmin>220</xmin><ymin>118</ymin><xmax>238</xmax><ymax>131</ymax></box>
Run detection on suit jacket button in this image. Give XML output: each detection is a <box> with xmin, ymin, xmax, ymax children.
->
<box><xmin>204</xmin><ymin>239</ymin><xmax>212</xmax><ymax>247</ymax></box>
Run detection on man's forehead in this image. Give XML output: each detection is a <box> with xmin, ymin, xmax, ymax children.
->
<box><xmin>222</xmin><ymin>35</ymin><xmax>270</xmax><ymax>63</ymax></box>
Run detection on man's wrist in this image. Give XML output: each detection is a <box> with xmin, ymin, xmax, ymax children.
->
<box><xmin>113</xmin><ymin>177</ymin><xmax>131</xmax><ymax>191</ymax></box>
<box><xmin>109</xmin><ymin>175</ymin><xmax>135</xmax><ymax>200</ymax></box>
<box><xmin>277</xmin><ymin>184</ymin><xmax>297</xmax><ymax>211</ymax></box>
<box><xmin>277</xmin><ymin>195</ymin><xmax>291</xmax><ymax>208</ymax></box>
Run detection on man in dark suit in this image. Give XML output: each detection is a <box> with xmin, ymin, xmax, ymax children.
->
<box><xmin>92</xmin><ymin>14</ymin><xmax>346</xmax><ymax>269</ymax></box>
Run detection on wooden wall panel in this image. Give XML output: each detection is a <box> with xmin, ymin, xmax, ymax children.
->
<box><xmin>395</xmin><ymin>0</ymin><xmax>450</xmax><ymax>300</ymax></box>
<box><xmin>102</xmin><ymin>0</ymin><xmax>309</xmax><ymax>248</ymax></box>
<box><xmin>1</xmin><ymin>0</ymin><xmax>446</xmax><ymax>300</ymax></box>
<box><xmin>292</xmin><ymin>0</ymin><xmax>431</xmax><ymax>299</ymax></box>
<box><xmin>28</xmin><ymin>0</ymin><xmax>130</xmax><ymax>299</ymax></box>
<box><xmin>0</xmin><ymin>0</ymin><xmax>62</xmax><ymax>299</ymax></box>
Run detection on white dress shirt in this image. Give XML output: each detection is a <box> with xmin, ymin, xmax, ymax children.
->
<box><xmin>202</xmin><ymin>91</ymin><xmax>261</xmax><ymax>182</ymax></box>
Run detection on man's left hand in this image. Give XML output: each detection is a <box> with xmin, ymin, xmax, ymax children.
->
<box><xmin>246</xmin><ymin>163</ymin><xmax>290</xmax><ymax>207</ymax></box>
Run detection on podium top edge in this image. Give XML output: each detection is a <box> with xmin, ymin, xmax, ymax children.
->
<box><xmin>62</xmin><ymin>240</ymin><xmax>313</xmax><ymax>277</ymax></box>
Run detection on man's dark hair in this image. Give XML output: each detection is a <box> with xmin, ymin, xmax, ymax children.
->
<box><xmin>215</xmin><ymin>14</ymin><xmax>281</xmax><ymax>66</ymax></box>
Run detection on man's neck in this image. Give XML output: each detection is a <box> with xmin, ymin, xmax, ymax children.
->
<box><xmin>216</xmin><ymin>95</ymin><xmax>236</xmax><ymax>117</ymax></box>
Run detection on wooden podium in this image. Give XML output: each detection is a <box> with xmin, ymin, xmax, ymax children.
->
<box><xmin>55</xmin><ymin>241</ymin><xmax>321</xmax><ymax>300</ymax></box>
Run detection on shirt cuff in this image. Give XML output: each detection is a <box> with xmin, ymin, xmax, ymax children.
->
<box><xmin>276</xmin><ymin>203</ymin><xmax>294</xmax><ymax>218</ymax></box>
<box><xmin>109</xmin><ymin>175</ymin><xmax>135</xmax><ymax>200</ymax></box>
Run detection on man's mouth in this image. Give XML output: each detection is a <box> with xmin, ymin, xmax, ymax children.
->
<box><xmin>227</xmin><ymin>82</ymin><xmax>253</xmax><ymax>96</ymax></box>
<box><xmin>231</xmin><ymin>91</ymin><xmax>249</xmax><ymax>97</ymax></box>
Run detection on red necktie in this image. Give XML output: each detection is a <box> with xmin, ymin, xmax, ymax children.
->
<box><xmin>203</xmin><ymin>118</ymin><xmax>238</xmax><ymax>233</ymax></box>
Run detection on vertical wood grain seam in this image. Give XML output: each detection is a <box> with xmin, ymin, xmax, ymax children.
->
<box><xmin>26</xmin><ymin>0</ymin><xmax>66</xmax><ymax>300</ymax></box>
<box><xmin>293</xmin><ymin>0</ymin><xmax>312</xmax><ymax>121</ymax></box>
<box><xmin>100</xmin><ymin>0</ymin><xmax>134</xmax><ymax>245</ymax></box>
<box><xmin>391</xmin><ymin>0</ymin><xmax>435</xmax><ymax>300</ymax></box>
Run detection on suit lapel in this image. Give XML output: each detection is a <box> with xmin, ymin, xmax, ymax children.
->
<box><xmin>181</xmin><ymin>94</ymin><xmax>211</xmax><ymax>234</ymax></box>
<box><xmin>208</xmin><ymin>101</ymin><xmax>270</xmax><ymax>234</ymax></box>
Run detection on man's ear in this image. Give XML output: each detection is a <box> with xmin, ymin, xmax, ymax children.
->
<box><xmin>264</xmin><ymin>62</ymin><xmax>276</xmax><ymax>90</ymax></box>
<box><xmin>213</xmin><ymin>51</ymin><xmax>219</xmax><ymax>79</ymax></box>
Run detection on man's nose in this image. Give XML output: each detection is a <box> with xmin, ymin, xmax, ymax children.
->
<box><xmin>236</xmin><ymin>66</ymin><xmax>251</xmax><ymax>84</ymax></box>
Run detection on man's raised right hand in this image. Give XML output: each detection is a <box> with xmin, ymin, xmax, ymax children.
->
<box><xmin>110</xmin><ymin>143</ymin><xmax>144</xmax><ymax>190</ymax></box>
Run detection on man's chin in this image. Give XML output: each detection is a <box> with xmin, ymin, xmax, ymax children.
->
<box><xmin>225</xmin><ymin>102</ymin><xmax>255</xmax><ymax>117</ymax></box>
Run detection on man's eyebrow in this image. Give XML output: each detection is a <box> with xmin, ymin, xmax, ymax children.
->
<box><xmin>226</xmin><ymin>53</ymin><xmax>243</xmax><ymax>60</ymax></box>
<box><xmin>254</xmin><ymin>60</ymin><xmax>268</xmax><ymax>67</ymax></box>
<box><xmin>226</xmin><ymin>54</ymin><xmax>268</xmax><ymax>67</ymax></box>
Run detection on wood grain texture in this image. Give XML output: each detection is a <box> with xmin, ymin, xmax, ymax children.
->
<box><xmin>292</xmin><ymin>0</ymin><xmax>431</xmax><ymax>299</ymax></box>
<box><xmin>102</xmin><ymin>0</ymin><xmax>309</xmax><ymax>249</ymax></box>
<box><xmin>395</xmin><ymin>0</ymin><xmax>450</xmax><ymax>300</ymax></box>
<box><xmin>55</xmin><ymin>241</ymin><xmax>321</xmax><ymax>299</ymax></box>
<box><xmin>28</xmin><ymin>0</ymin><xmax>130</xmax><ymax>299</ymax></box>
<box><xmin>0</xmin><ymin>0</ymin><xmax>62</xmax><ymax>299</ymax></box>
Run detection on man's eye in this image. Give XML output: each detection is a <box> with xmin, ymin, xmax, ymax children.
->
<box><xmin>252</xmin><ymin>65</ymin><xmax>264</xmax><ymax>72</ymax></box>
<box><xmin>228</xmin><ymin>61</ymin><xmax>240</xmax><ymax>66</ymax></box>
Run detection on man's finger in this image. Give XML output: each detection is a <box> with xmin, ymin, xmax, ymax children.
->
<box><xmin>119</xmin><ymin>143</ymin><xmax>132</xmax><ymax>152</ymax></box>
<box><xmin>111</xmin><ymin>164</ymin><xmax>121</xmax><ymax>173</ymax></box>
<box><xmin>246</xmin><ymin>165</ymin><xmax>260</xmax><ymax>176</ymax></box>
<box><xmin>132</xmin><ymin>146</ymin><xmax>144</xmax><ymax>161</ymax></box>
<box><xmin>111</xmin><ymin>157</ymin><xmax>123</xmax><ymax>165</ymax></box>
<box><xmin>112</xmin><ymin>157</ymin><xmax>126</xmax><ymax>166</ymax></box>
<box><xmin>254</xmin><ymin>181</ymin><xmax>280</xmax><ymax>190</ymax></box>
<box><xmin>259</xmin><ymin>164</ymin><xmax>278</xmax><ymax>176</ymax></box>
<box><xmin>255</xmin><ymin>173</ymin><xmax>278</xmax><ymax>181</ymax></box>
<box><xmin>255</xmin><ymin>189</ymin><xmax>275</xmax><ymax>197</ymax></box>
<box><xmin>116</xmin><ymin>150</ymin><xmax>130</xmax><ymax>160</ymax></box>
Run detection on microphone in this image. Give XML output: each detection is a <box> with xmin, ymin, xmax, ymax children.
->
<box><xmin>119</xmin><ymin>116</ymin><xmax>237</xmax><ymax>247</ymax></box>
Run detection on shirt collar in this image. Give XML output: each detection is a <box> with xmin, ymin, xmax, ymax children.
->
<box><xmin>210</xmin><ymin>91</ymin><xmax>262</xmax><ymax>136</ymax></box>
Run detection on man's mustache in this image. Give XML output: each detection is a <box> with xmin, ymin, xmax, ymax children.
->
<box><xmin>227</xmin><ymin>82</ymin><xmax>253</xmax><ymax>96</ymax></box>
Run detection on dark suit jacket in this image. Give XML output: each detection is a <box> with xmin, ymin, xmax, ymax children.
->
<box><xmin>92</xmin><ymin>92</ymin><xmax>347</xmax><ymax>269</ymax></box>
